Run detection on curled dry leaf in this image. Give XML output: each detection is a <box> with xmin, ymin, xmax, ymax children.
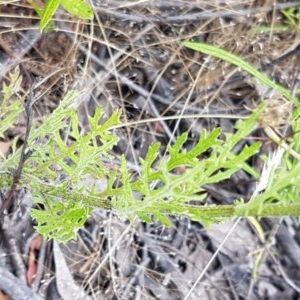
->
<box><xmin>0</xmin><ymin>141</ymin><xmax>12</xmax><ymax>158</ymax></box>
<box><xmin>258</xmin><ymin>97</ymin><xmax>293</xmax><ymax>128</ymax></box>
<box><xmin>26</xmin><ymin>235</ymin><xmax>43</xmax><ymax>285</ymax></box>
<box><xmin>0</xmin><ymin>289</ymin><xmax>11</xmax><ymax>300</ymax></box>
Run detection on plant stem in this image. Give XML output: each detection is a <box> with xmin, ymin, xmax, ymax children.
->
<box><xmin>235</xmin><ymin>202</ymin><xmax>300</xmax><ymax>217</ymax></box>
<box><xmin>177</xmin><ymin>203</ymin><xmax>300</xmax><ymax>220</ymax></box>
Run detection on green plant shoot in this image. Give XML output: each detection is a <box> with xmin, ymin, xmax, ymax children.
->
<box><xmin>29</xmin><ymin>0</ymin><xmax>93</xmax><ymax>31</ymax></box>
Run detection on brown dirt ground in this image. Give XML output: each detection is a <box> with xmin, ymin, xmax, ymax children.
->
<box><xmin>1</xmin><ymin>1</ymin><xmax>300</xmax><ymax>299</ymax></box>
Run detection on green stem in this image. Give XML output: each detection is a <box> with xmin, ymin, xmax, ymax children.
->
<box><xmin>235</xmin><ymin>202</ymin><xmax>300</xmax><ymax>217</ymax></box>
<box><xmin>177</xmin><ymin>203</ymin><xmax>300</xmax><ymax>220</ymax></box>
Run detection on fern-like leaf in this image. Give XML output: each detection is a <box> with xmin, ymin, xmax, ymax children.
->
<box><xmin>31</xmin><ymin>201</ymin><xmax>90</xmax><ymax>242</ymax></box>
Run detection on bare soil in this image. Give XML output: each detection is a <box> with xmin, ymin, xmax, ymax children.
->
<box><xmin>1</xmin><ymin>1</ymin><xmax>300</xmax><ymax>299</ymax></box>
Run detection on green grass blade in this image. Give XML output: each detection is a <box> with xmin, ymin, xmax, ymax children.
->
<box><xmin>183</xmin><ymin>41</ymin><xmax>297</xmax><ymax>106</ymax></box>
<box><xmin>39</xmin><ymin>0</ymin><xmax>59</xmax><ymax>31</ymax></box>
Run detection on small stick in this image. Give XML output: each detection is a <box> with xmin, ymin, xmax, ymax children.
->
<box><xmin>0</xmin><ymin>88</ymin><xmax>35</xmax><ymax>215</ymax></box>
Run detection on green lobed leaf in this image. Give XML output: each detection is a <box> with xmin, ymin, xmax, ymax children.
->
<box><xmin>0</xmin><ymin>67</ymin><xmax>23</xmax><ymax>138</ymax></box>
<box><xmin>147</xmin><ymin>208</ymin><xmax>172</xmax><ymax>226</ymax></box>
<box><xmin>136</xmin><ymin>212</ymin><xmax>153</xmax><ymax>223</ymax></box>
<box><xmin>31</xmin><ymin>201</ymin><xmax>90</xmax><ymax>243</ymax></box>
<box><xmin>29</xmin><ymin>90</ymin><xmax>79</xmax><ymax>142</ymax></box>
<box><xmin>167</xmin><ymin>128</ymin><xmax>221</xmax><ymax>170</ymax></box>
<box><xmin>117</xmin><ymin>155</ymin><xmax>134</xmax><ymax>207</ymax></box>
